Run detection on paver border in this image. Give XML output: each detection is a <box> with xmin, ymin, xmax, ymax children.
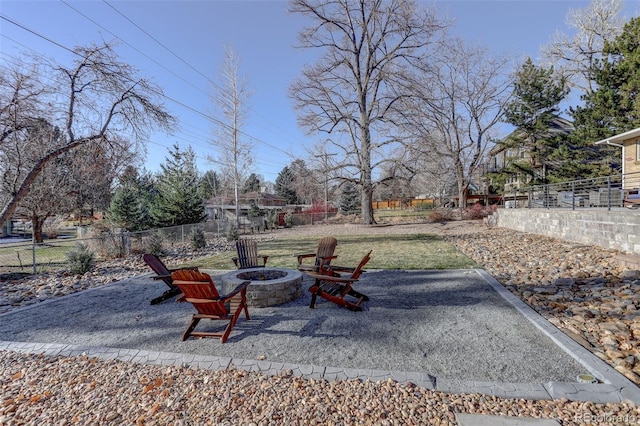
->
<box><xmin>1</xmin><ymin>268</ymin><xmax>639</xmax><ymax>404</ymax></box>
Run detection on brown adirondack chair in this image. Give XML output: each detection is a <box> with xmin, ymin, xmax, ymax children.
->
<box><xmin>232</xmin><ymin>238</ymin><xmax>268</xmax><ymax>269</ymax></box>
<box><xmin>306</xmin><ymin>250</ymin><xmax>372</xmax><ymax>311</ymax></box>
<box><xmin>296</xmin><ymin>236</ymin><xmax>338</xmax><ymax>273</ymax></box>
<box><xmin>171</xmin><ymin>269</ymin><xmax>251</xmax><ymax>343</ymax></box>
<box><xmin>143</xmin><ymin>253</ymin><xmax>198</xmax><ymax>305</ymax></box>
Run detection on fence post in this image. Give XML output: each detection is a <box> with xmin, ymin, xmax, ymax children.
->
<box><xmin>31</xmin><ymin>242</ymin><xmax>36</xmax><ymax>274</ymax></box>
<box><xmin>607</xmin><ymin>176</ymin><xmax>612</xmax><ymax>211</ymax></box>
<box><xmin>572</xmin><ymin>182</ymin><xmax>576</xmax><ymax>210</ymax></box>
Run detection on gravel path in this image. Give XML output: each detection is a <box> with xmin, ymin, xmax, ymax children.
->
<box><xmin>2</xmin><ymin>220</ymin><xmax>640</xmax><ymax>425</ymax></box>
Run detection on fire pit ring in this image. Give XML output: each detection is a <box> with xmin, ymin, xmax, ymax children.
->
<box><xmin>220</xmin><ymin>267</ymin><xmax>302</xmax><ymax>307</ymax></box>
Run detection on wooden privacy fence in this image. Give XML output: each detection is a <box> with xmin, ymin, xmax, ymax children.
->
<box><xmin>372</xmin><ymin>199</ymin><xmax>435</xmax><ymax>209</ymax></box>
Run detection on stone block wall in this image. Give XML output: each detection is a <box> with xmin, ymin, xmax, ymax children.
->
<box><xmin>488</xmin><ymin>208</ymin><xmax>640</xmax><ymax>255</ymax></box>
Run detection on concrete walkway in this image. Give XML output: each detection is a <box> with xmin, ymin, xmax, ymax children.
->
<box><xmin>0</xmin><ymin>269</ymin><xmax>639</xmax><ymax>409</ymax></box>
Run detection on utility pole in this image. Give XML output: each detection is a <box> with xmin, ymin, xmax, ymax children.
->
<box><xmin>316</xmin><ymin>150</ymin><xmax>337</xmax><ymax>222</ymax></box>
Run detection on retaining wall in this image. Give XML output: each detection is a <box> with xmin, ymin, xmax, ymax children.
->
<box><xmin>488</xmin><ymin>208</ymin><xmax>640</xmax><ymax>255</ymax></box>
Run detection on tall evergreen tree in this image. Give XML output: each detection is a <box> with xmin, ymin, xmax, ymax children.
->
<box><xmin>275</xmin><ymin>166</ymin><xmax>298</xmax><ymax>204</ymax></box>
<box><xmin>569</xmin><ymin>16</ymin><xmax>640</xmax><ymax>175</ymax></box>
<box><xmin>339</xmin><ymin>181</ymin><xmax>360</xmax><ymax>215</ymax></box>
<box><xmin>242</xmin><ymin>173</ymin><xmax>261</xmax><ymax>193</ymax></box>
<box><xmin>501</xmin><ymin>58</ymin><xmax>569</xmax><ymax>185</ymax></box>
<box><xmin>108</xmin><ymin>167</ymin><xmax>156</xmax><ymax>231</ymax></box>
<box><xmin>151</xmin><ymin>144</ymin><xmax>206</xmax><ymax>227</ymax></box>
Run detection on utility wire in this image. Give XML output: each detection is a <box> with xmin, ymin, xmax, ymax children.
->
<box><xmin>0</xmin><ymin>12</ymin><xmax>295</xmax><ymax>162</ymax></box>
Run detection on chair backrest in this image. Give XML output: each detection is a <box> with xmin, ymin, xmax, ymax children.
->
<box><xmin>316</xmin><ymin>237</ymin><xmax>337</xmax><ymax>267</ymax></box>
<box><xmin>235</xmin><ymin>239</ymin><xmax>260</xmax><ymax>269</ymax></box>
<box><xmin>143</xmin><ymin>253</ymin><xmax>170</xmax><ymax>276</ymax></box>
<box><xmin>171</xmin><ymin>270</ymin><xmax>226</xmax><ymax>316</ymax></box>
<box><xmin>350</xmin><ymin>250</ymin><xmax>372</xmax><ymax>280</ymax></box>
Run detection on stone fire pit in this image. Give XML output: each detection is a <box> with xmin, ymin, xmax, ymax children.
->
<box><xmin>220</xmin><ymin>267</ymin><xmax>303</xmax><ymax>307</ymax></box>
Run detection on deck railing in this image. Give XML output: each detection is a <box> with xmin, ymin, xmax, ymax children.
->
<box><xmin>503</xmin><ymin>171</ymin><xmax>640</xmax><ymax>210</ymax></box>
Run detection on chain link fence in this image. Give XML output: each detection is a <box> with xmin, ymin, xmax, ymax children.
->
<box><xmin>0</xmin><ymin>219</ymin><xmax>246</xmax><ymax>275</ymax></box>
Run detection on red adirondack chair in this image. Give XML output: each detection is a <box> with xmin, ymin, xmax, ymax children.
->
<box><xmin>305</xmin><ymin>250</ymin><xmax>372</xmax><ymax>311</ymax></box>
<box><xmin>171</xmin><ymin>269</ymin><xmax>251</xmax><ymax>343</ymax></box>
<box><xmin>143</xmin><ymin>253</ymin><xmax>198</xmax><ymax>305</ymax></box>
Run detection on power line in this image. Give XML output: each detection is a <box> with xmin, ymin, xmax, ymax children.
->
<box><xmin>100</xmin><ymin>0</ymin><xmax>304</xmax><ymax>151</ymax></box>
<box><xmin>0</xmin><ymin>12</ymin><xmax>296</xmax><ymax>163</ymax></box>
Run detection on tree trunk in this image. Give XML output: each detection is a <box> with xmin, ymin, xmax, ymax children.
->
<box><xmin>31</xmin><ymin>215</ymin><xmax>46</xmax><ymax>244</ymax></box>
<box><xmin>361</xmin><ymin>180</ymin><xmax>375</xmax><ymax>224</ymax></box>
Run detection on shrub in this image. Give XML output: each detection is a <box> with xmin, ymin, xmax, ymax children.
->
<box><xmin>83</xmin><ymin>227</ymin><xmax>130</xmax><ymax>259</ymax></box>
<box><xmin>226</xmin><ymin>225</ymin><xmax>239</xmax><ymax>241</ymax></box>
<box><xmin>66</xmin><ymin>242</ymin><xmax>95</xmax><ymax>275</ymax></box>
<box><xmin>428</xmin><ymin>208</ymin><xmax>456</xmax><ymax>222</ymax></box>
<box><xmin>189</xmin><ymin>228</ymin><xmax>207</xmax><ymax>249</ymax></box>
<box><xmin>265</xmin><ymin>210</ymin><xmax>280</xmax><ymax>230</ymax></box>
<box><xmin>283</xmin><ymin>212</ymin><xmax>294</xmax><ymax>228</ymax></box>
<box><xmin>42</xmin><ymin>217</ymin><xmax>62</xmax><ymax>239</ymax></box>
<box><xmin>146</xmin><ymin>231</ymin><xmax>165</xmax><ymax>256</ymax></box>
<box><xmin>463</xmin><ymin>203</ymin><xmax>497</xmax><ymax>220</ymax></box>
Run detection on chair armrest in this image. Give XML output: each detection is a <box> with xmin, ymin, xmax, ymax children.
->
<box><xmin>323</xmin><ymin>264</ymin><xmax>356</xmax><ymax>274</ymax></box>
<box><xmin>151</xmin><ymin>274</ymin><xmax>172</xmax><ymax>281</ymax></box>
<box><xmin>219</xmin><ymin>281</ymin><xmax>251</xmax><ymax>300</ymax></box>
<box><xmin>168</xmin><ymin>266</ymin><xmax>198</xmax><ymax>272</ymax></box>
<box><xmin>306</xmin><ymin>272</ymin><xmax>359</xmax><ymax>284</ymax></box>
<box><xmin>295</xmin><ymin>252</ymin><xmax>316</xmax><ymax>262</ymax></box>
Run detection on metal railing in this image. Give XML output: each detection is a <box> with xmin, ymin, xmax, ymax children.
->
<box><xmin>502</xmin><ymin>172</ymin><xmax>640</xmax><ymax>210</ymax></box>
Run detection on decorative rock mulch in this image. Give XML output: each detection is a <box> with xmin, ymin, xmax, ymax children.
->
<box><xmin>3</xmin><ymin>222</ymin><xmax>640</xmax><ymax>424</ymax></box>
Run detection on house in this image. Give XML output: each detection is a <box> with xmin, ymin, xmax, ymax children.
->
<box><xmin>488</xmin><ymin>116</ymin><xmax>574</xmax><ymax>194</ymax></box>
<box><xmin>595</xmin><ymin>127</ymin><xmax>640</xmax><ymax>190</ymax></box>
<box><xmin>204</xmin><ymin>191</ymin><xmax>287</xmax><ymax>222</ymax></box>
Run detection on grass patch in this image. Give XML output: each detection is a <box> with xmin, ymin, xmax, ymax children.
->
<box><xmin>374</xmin><ymin>210</ymin><xmax>432</xmax><ymax>221</ymax></box>
<box><xmin>0</xmin><ymin>239</ymin><xmax>78</xmax><ymax>272</ymax></box>
<box><xmin>189</xmin><ymin>233</ymin><xmax>476</xmax><ymax>270</ymax></box>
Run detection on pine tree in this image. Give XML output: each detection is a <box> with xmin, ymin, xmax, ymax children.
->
<box><xmin>339</xmin><ymin>181</ymin><xmax>360</xmax><ymax>214</ymax></box>
<box><xmin>501</xmin><ymin>58</ymin><xmax>569</xmax><ymax>185</ymax></box>
<box><xmin>569</xmin><ymin>16</ymin><xmax>640</xmax><ymax>175</ymax></box>
<box><xmin>242</xmin><ymin>173</ymin><xmax>261</xmax><ymax>193</ymax></box>
<box><xmin>107</xmin><ymin>168</ymin><xmax>155</xmax><ymax>231</ymax></box>
<box><xmin>275</xmin><ymin>166</ymin><xmax>298</xmax><ymax>204</ymax></box>
<box><xmin>151</xmin><ymin>144</ymin><xmax>206</xmax><ymax>227</ymax></box>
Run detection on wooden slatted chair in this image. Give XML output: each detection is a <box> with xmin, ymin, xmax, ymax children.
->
<box><xmin>143</xmin><ymin>253</ymin><xmax>198</xmax><ymax>305</ymax></box>
<box><xmin>232</xmin><ymin>238</ymin><xmax>268</xmax><ymax>269</ymax></box>
<box><xmin>296</xmin><ymin>236</ymin><xmax>338</xmax><ymax>273</ymax></box>
<box><xmin>171</xmin><ymin>269</ymin><xmax>251</xmax><ymax>343</ymax></box>
<box><xmin>305</xmin><ymin>250</ymin><xmax>372</xmax><ymax>312</ymax></box>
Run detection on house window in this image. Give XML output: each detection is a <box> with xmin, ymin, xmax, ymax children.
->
<box><xmin>636</xmin><ymin>140</ymin><xmax>640</xmax><ymax>161</ymax></box>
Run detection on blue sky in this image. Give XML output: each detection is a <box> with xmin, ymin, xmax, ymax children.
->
<box><xmin>1</xmin><ymin>1</ymin><xmax>639</xmax><ymax>184</ymax></box>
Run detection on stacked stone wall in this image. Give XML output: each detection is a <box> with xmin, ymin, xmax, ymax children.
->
<box><xmin>489</xmin><ymin>208</ymin><xmax>640</xmax><ymax>254</ymax></box>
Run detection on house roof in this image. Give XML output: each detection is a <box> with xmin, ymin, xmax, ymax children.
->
<box><xmin>490</xmin><ymin>116</ymin><xmax>574</xmax><ymax>155</ymax></box>
<box><xmin>594</xmin><ymin>127</ymin><xmax>640</xmax><ymax>146</ymax></box>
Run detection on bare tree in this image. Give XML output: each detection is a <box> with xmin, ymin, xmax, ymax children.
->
<box><xmin>210</xmin><ymin>45</ymin><xmax>253</xmax><ymax>228</ymax></box>
<box><xmin>0</xmin><ymin>43</ymin><xmax>175</xmax><ymax>228</ymax></box>
<box><xmin>401</xmin><ymin>38</ymin><xmax>511</xmax><ymax>208</ymax></box>
<box><xmin>289</xmin><ymin>0</ymin><xmax>447</xmax><ymax>224</ymax></box>
<box><xmin>67</xmin><ymin>140</ymin><xmax>137</xmax><ymax>225</ymax></box>
<box><xmin>541</xmin><ymin>0</ymin><xmax>625</xmax><ymax>95</ymax></box>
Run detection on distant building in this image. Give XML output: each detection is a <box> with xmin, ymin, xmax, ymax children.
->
<box><xmin>488</xmin><ymin>116</ymin><xmax>574</xmax><ymax>194</ymax></box>
<box><xmin>596</xmin><ymin>127</ymin><xmax>640</xmax><ymax>190</ymax></box>
<box><xmin>204</xmin><ymin>191</ymin><xmax>287</xmax><ymax>222</ymax></box>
